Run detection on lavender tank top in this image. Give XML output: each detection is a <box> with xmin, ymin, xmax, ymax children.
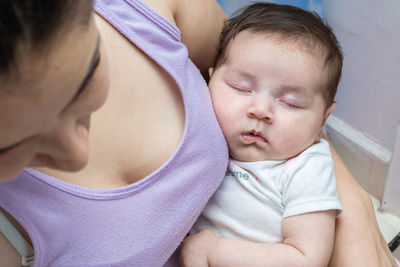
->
<box><xmin>0</xmin><ymin>0</ymin><xmax>228</xmax><ymax>266</ymax></box>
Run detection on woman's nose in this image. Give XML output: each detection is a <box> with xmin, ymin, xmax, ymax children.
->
<box><xmin>37</xmin><ymin>119</ymin><xmax>89</xmax><ymax>171</ymax></box>
<box><xmin>247</xmin><ymin>95</ymin><xmax>273</xmax><ymax>123</ymax></box>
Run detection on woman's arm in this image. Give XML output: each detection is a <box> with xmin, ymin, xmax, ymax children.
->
<box><xmin>143</xmin><ymin>0</ymin><xmax>227</xmax><ymax>77</ymax></box>
<box><xmin>172</xmin><ymin>0</ymin><xmax>227</xmax><ymax>76</ymax></box>
<box><xmin>328</xmin><ymin>144</ymin><xmax>397</xmax><ymax>267</ymax></box>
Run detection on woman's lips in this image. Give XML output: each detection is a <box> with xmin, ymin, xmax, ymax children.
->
<box><xmin>241</xmin><ymin>132</ymin><xmax>267</xmax><ymax>143</ymax></box>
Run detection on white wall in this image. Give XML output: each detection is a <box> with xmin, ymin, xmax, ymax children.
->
<box><xmin>383</xmin><ymin>122</ymin><xmax>400</xmax><ymax>215</ymax></box>
<box><xmin>323</xmin><ymin>0</ymin><xmax>400</xmax><ymax>152</ymax></box>
<box><xmin>323</xmin><ymin>0</ymin><xmax>400</xmax><ymax>212</ymax></box>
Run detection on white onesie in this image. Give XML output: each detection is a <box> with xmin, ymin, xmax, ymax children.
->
<box><xmin>192</xmin><ymin>139</ymin><xmax>342</xmax><ymax>243</ymax></box>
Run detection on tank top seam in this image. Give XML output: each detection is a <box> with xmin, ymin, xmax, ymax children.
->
<box><xmin>0</xmin><ymin>196</ymin><xmax>41</xmax><ymax>266</ymax></box>
<box><xmin>23</xmin><ymin>167</ymin><xmax>180</xmax><ymax>200</ymax></box>
<box><xmin>95</xmin><ymin>0</ymin><xmax>180</xmax><ymax>42</ymax></box>
<box><xmin>125</xmin><ymin>0</ymin><xmax>181</xmax><ymax>39</ymax></box>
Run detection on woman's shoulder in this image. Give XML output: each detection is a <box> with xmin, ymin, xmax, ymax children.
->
<box><xmin>140</xmin><ymin>0</ymin><xmax>177</xmax><ymax>26</ymax></box>
<box><xmin>144</xmin><ymin>0</ymin><xmax>227</xmax><ymax>74</ymax></box>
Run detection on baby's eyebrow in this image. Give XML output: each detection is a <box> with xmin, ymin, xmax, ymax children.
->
<box><xmin>229</xmin><ymin>69</ymin><xmax>256</xmax><ymax>80</ymax></box>
<box><xmin>279</xmin><ymin>85</ymin><xmax>311</xmax><ymax>97</ymax></box>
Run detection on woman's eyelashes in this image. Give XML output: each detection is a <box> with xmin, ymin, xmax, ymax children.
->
<box><xmin>72</xmin><ymin>53</ymin><xmax>101</xmax><ymax>104</ymax></box>
<box><xmin>0</xmin><ymin>137</ymin><xmax>29</xmax><ymax>156</ymax></box>
<box><xmin>0</xmin><ymin>145</ymin><xmax>15</xmax><ymax>156</ymax></box>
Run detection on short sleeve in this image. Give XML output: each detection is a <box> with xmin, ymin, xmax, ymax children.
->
<box><xmin>282</xmin><ymin>141</ymin><xmax>343</xmax><ymax>218</ymax></box>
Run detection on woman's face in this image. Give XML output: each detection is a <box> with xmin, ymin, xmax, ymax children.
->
<box><xmin>0</xmin><ymin>16</ymin><xmax>109</xmax><ymax>181</ymax></box>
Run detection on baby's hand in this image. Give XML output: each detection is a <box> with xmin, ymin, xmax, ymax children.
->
<box><xmin>180</xmin><ymin>229</ymin><xmax>218</xmax><ymax>267</ymax></box>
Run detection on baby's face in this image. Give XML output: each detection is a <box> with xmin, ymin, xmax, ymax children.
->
<box><xmin>209</xmin><ymin>31</ymin><xmax>334</xmax><ymax>161</ymax></box>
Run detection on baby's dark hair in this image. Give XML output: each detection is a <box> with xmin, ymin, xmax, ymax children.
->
<box><xmin>215</xmin><ymin>2</ymin><xmax>343</xmax><ymax>107</ymax></box>
<box><xmin>0</xmin><ymin>0</ymin><xmax>94</xmax><ymax>76</ymax></box>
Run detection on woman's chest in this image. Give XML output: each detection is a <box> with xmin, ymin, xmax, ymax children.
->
<box><xmin>87</xmin><ymin>70</ymin><xmax>185</xmax><ymax>186</ymax></box>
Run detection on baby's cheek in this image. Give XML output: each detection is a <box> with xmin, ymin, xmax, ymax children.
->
<box><xmin>276</xmin><ymin>132</ymin><xmax>308</xmax><ymax>157</ymax></box>
<box><xmin>215</xmin><ymin>109</ymin><xmax>232</xmax><ymax>126</ymax></box>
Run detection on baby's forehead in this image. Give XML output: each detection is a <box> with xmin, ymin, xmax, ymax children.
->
<box><xmin>225</xmin><ymin>32</ymin><xmax>330</xmax><ymax>98</ymax></box>
<box><xmin>225</xmin><ymin>30</ymin><xmax>329</xmax><ymax>72</ymax></box>
<box><xmin>235</xmin><ymin>30</ymin><xmax>328</xmax><ymax>57</ymax></box>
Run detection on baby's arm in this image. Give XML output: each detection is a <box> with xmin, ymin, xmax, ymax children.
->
<box><xmin>180</xmin><ymin>210</ymin><xmax>336</xmax><ymax>267</ymax></box>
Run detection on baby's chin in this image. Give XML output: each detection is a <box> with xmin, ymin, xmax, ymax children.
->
<box><xmin>229</xmin><ymin>147</ymin><xmax>301</xmax><ymax>162</ymax></box>
<box><xmin>229</xmin><ymin>151</ymin><xmax>278</xmax><ymax>162</ymax></box>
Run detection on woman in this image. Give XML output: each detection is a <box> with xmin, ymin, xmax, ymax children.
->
<box><xmin>0</xmin><ymin>0</ymin><xmax>396</xmax><ymax>266</ymax></box>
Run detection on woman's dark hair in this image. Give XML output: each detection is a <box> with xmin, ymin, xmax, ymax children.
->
<box><xmin>0</xmin><ymin>0</ymin><xmax>94</xmax><ymax>76</ymax></box>
<box><xmin>215</xmin><ymin>2</ymin><xmax>343</xmax><ymax>107</ymax></box>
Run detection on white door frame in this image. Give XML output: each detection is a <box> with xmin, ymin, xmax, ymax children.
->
<box><xmin>382</xmin><ymin>118</ymin><xmax>400</xmax><ymax>216</ymax></box>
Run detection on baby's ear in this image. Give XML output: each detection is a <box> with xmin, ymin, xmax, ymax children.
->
<box><xmin>322</xmin><ymin>102</ymin><xmax>337</xmax><ymax>127</ymax></box>
<box><xmin>208</xmin><ymin>67</ymin><xmax>214</xmax><ymax>77</ymax></box>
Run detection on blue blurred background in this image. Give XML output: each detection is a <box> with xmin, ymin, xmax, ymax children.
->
<box><xmin>217</xmin><ymin>0</ymin><xmax>322</xmax><ymax>17</ymax></box>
